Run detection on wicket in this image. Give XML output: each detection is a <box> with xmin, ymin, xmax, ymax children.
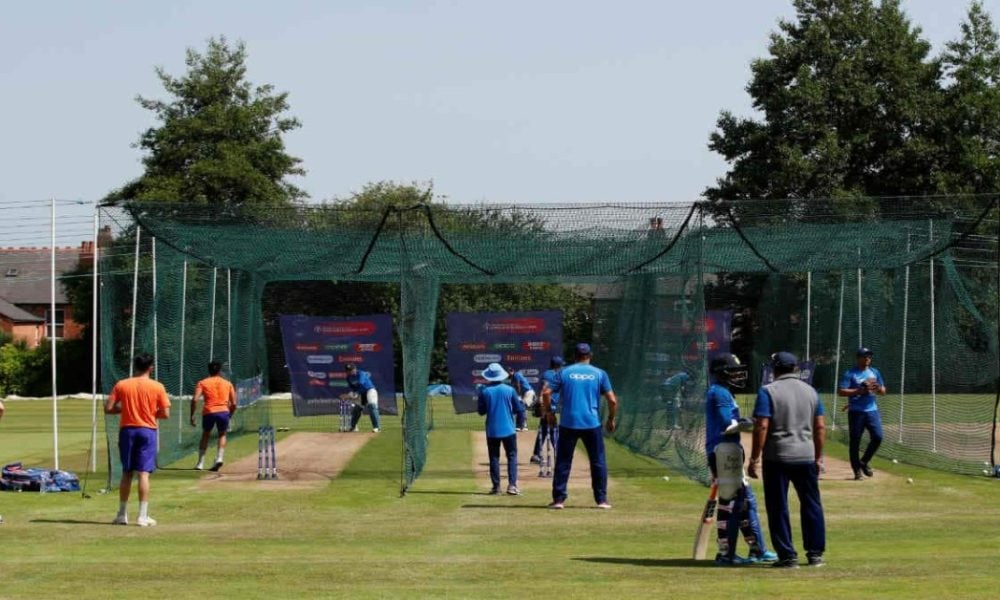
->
<box><xmin>538</xmin><ymin>425</ymin><xmax>557</xmax><ymax>478</ymax></box>
<box><xmin>339</xmin><ymin>398</ymin><xmax>353</xmax><ymax>432</ymax></box>
<box><xmin>257</xmin><ymin>426</ymin><xmax>278</xmax><ymax>480</ymax></box>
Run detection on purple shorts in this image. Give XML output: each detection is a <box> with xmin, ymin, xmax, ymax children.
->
<box><xmin>202</xmin><ymin>412</ymin><xmax>231</xmax><ymax>434</ymax></box>
<box><xmin>119</xmin><ymin>427</ymin><xmax>158</xmax><ymax>473</ymax></box>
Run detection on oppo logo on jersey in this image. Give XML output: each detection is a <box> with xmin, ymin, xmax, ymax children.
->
<box><xmin>568</xmin><ymin>373</ymin><xmax>597</xmax><ymax>381</ymax></box>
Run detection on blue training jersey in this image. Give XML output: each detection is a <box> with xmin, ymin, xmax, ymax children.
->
<box><xmin>512</xmin><ymin>371</ymin><xmax>534</xmax><ymax>395</ymax></box>
<box><xmin>347</xmin><ymin>370</ymin><xmax>376</xmax><ymax>394</ymax></box>
<box><xmin>541</xmin><ymin>368</ymin><xmax>561</xmax><ymax>410</ymax></box>
<box><xmin>839</xmin><ymin>366</ymin><xmax>883</xmax><ymax>412</ymax></box>
<box><xmin>550</xmin><ymin>362</ymin><xmax>613</xmax><ymax>429</ymax></box>
<box><xmin>704</xmin><ymin>383</ymin><xmax>741</xmax><ymax>455</ymax></box>
<box><xmin>477</xmin><ymin>382</ymin><xmax>523</xmax><ymax>438</ymax></box>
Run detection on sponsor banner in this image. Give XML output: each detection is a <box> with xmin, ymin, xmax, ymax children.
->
<box><xmin>446</xmin><ymin>311</ymin><xmax>563</xmax><ymax>414</ymax></box>
<box><xmin>760</xmin><ymin>360</ymin><xmax>817</xmax><ymax>386</ymax></box>
<box><xmin>280</xmin><ymin>314</ymin><xmax>397</xmax><ymax>416</ymax></box>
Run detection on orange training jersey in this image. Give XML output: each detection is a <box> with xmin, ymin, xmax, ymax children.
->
<box><xmin>195</xmin><ymin>376</ymin><xmax>235</xmax><ymax>415</ymax></box>
<box><xmin>111</xmin><ymin>376</ymin><xmax>170</xmax><ymax>429</ymax></box>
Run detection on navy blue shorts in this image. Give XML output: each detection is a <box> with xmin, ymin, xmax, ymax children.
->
<box><xmin>202</xmin><ymin>412</ymin><xmax>231</xmax><ymax>434</ymax></box>
<box><xmin>119</xmin><ymin>427</ymin><xmax>158</xmax><ymax>473</ymax></box>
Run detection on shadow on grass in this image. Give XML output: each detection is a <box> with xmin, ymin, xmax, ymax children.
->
<box><xmin>404</xmin><ymin>490</ymin><xmax>486</xmax><ymax>496</ymax></box>
<box><xmin>461</xmin><ymin>504</ymin><xmax>563</xmax><ymax>510</ymax></box>
<box><xmin>30</xmin><ymin>519</ymin><xmax>117</xmax><ymax>526</ymax></box>
<box><xmin>574</xmin><ymin>557</ymin><xmax>720</xmax><ymax>568</ymax></box>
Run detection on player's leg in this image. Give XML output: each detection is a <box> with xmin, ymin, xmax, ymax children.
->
<box><xmin>762</xmin><ymin>461</ymin><xmax>797</xmax><ymax>564</ymax></box>
<box><xmin>711</xmin><ymin>443</ymin><xmax>745</xmax><ymax>563</ymax></box>
<box><xmin>503</xmin><ymin>434</ymin><xmax>519</xmax><ymax>494</ymax></box>
<box><xmin>135</xmin><ymin>428</ymin><xmax>158</xmax><ymax>526</ymax></box>
<box><xmin>578</xmin><ymin>425</ymin><xmax>609</xmax><ymax>506</ymax></box>
<box><xmin>114</xmin><ymin>428</ymin><xmax>136</xmax><ymax>524</ymax></box>
<box><xmin>209</xmin><ymin>413</ymin><xmax>231</xmax><ymax>471</ymax></box>
<box><xmin>847</xmin><ymin>410</ymin><xmax>865</xmax><ymax>478</ymax></box>
<box><xmin>551</xmin><ymin>426</ymin><xmax>577</xmax><ymax>505</ymax></box>
<box><xmin>860</xmin><ymin>410</ymin><xmax>883</xmax><ymax>476</ymax></box>
<box><xmin>739</xmin><ymin>483</ymin><xmax>776</xmax><ymax>561</ymax></box>
<box><xmin>367</xmin><ymin>390</ymin><xmax>381</xmax><ymax>432</ymax></box>
<box><xmin>486</xmin><ymin>436</ymin><xmax>502</xmax><ymax>494</ymax></box>
<box><xmin>195</xmin><ymin>414</ymin><xmax>213</xmax><ymax>469</ymax></box>
<box><xmin>349</xmin><ymin>403</ymin><xmax>363</xmax><ymax>432</ymax></box>
<box><xmin>789</xmin><ymin>462</ymin><xmax>826</xmax><ymax>565</ymax></box>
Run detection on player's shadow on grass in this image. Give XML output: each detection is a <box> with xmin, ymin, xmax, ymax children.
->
<box><xmin>574</xmin><ymin>557</ymin><xmax>718</xmax><ymax>568</ymax></box>
<box><xmin>461</xmin><ymin>504</ymin><xmax>565</xmax><ymax>509</ymax></box>
<box><xmin>30</xmin><ymin>519</ymin><xmax>118</xmax><ymax>526</ymax></box>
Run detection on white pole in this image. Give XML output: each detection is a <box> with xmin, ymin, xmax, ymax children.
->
<box><xmin>129</xmin><ymin>226</ymin><xmax>141</xmax><ymax>375</ymax></box>
<box><xmin>227</xmin><ymin>268</ymin><xmax>232</xmax><ymax>374</ymax></box>
<box><xmin>929</xmin><ymin>220</ymin><xmax>937</xmax><ymax>452</ymax></box>
<box><xmin>209</xmin><ymin>267</ymin><xmax>218</xmax><ymax>361</ymax></box>
<box><xmin>151</xmin><ymin>237</ymin><xmax>158</xmax><ymax>380</ymax></box>
<box><xmin>832</xmin><ymin>273</ymin><xmax>845</xmax><ymax>430</ymax></box>
<box><xmin>857</xmin><ymin>248</ymin><xmax>863</xmax><ymax>347</ymax></box>
<box><xmin>899</xmin><ymin>233</ymin><xmax>910</xmax><ymax>443</ymax></box>
<box><xmin>50</xmin><ymin>198</ymin><xmax>59</xmax><ymax>471</ymax></box>
<box><xmin>805</xmin><ymin>271</ymin><xmax>812</xmax><ymax>361</ymax></box>
<box><xmin>90</xmin><ymin>208</ymin><xmax>99</xmax><ymax>472</ymax></box>
<box><xmin>179</xmin><ymin>260</ymin><xmax>187</xmax><ymax>445</ymax></box>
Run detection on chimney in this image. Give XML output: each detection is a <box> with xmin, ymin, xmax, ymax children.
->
<box><xmin>79</xmin><ymin>240</ymin><xmax>95</xmax><ymax>267</ymax></box>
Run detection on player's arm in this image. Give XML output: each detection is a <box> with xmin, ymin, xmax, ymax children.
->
<box><xmin>104</xmin><ymin>388</ymin><xmax>122</xmax><ymax>414</ymax></box>
<box><xmin>873</xmin><ymin>369</ymin><xmax>887</xmax><ymax>395</ymax></box>
<box><xmin>603</xmin><ymin>390</ymin><xmax>618</xmax><ymax>433</ymax></box>
<box><xmin>156</xmin><ymin>390</ymin><xmax>171</xmax><ymax>420</ymax></box>
<box><xmin>228</xmin><ymin>384</ymin><xmax>238</xmax><ymax>415</ymax></box>
<box><xmin>813</xmin><ymin>415</ymin><xmax>826</xmax><ymax>466</ymax></box>
<box><xmin>748</xmin><ymin>388</ymin><xmax>771</xmax><ymax>478</ymax></box>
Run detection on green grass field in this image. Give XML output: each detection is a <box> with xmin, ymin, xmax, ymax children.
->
<box><xmin>1</xmin><ymin>397</ymin><xmax>999</xmax><ymax>599</ymax></box>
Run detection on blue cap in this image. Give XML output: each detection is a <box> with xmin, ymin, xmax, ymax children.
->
<box><xmin>481</xmin><ymin>363</ymin><xmax>509</xmax><ymax>382</ymax></box>
<box><xmin>551</xmin><ymin>355</ymin><xmax>565</xmax><ymax>367</ymax></box>
<box><xmin>771</xmin><ymin>351</ymin><xmax>798</xmax><ymax>368</ymax></box>
<box><xmin>856</xmin><ymin>347</ymin><xmax>873</xmax><ymax>357</ymax></box>
<box><xmin>575</xmin><ymin>343</ymin><xmax>592</xmax><ymax>356</ymax></box>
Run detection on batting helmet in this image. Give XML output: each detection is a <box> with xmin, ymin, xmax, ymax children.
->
<box><xmin>709</xmin><ymin>353</ymin><xmax>749</xmax><ymax>389</ymax></box>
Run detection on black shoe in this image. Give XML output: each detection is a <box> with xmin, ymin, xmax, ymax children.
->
<box><xmin>771</xmin><ymin>558</ymin><xmax>799</xmax><ymax>569</ymax></box>
<box><xmin>488</xmin><ymin>487</ymin><xmax>501</xmax><ymax>495</ymax></box>
<box><xmin>209</xmin><ymin>461</ymin><xmax>224</xmax><ymax>472</ymax></box>
<box><xmin>853</xmin><ymin>470</ymin><xmax>865</xmax><ymax>481</ymax></box>
<box><xmin>807</xmin><ymin>554</ymin><xmax>825</xmax><ymax>567</ymax></box>
<box><xmin>861</xmin><ymin>463</ymin><xmax>874</xmax><ymax>477</ymax></box>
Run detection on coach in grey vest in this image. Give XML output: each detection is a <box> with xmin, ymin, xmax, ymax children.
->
<box><xmin>748</xmin><ymin>351</ymin><xmax>827</xmax><ymax>569</ymax></box>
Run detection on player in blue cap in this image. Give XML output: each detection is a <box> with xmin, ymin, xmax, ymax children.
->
<box><xmin>837</xmin><ymin>347</ymin><xmax>886</xmax><ymax>480</ymax></box>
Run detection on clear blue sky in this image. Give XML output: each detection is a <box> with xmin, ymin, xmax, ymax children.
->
<box><xmin>1</xmin><ymin>0</ymin><xmax>995</xmax><ymax>246</ymax></box>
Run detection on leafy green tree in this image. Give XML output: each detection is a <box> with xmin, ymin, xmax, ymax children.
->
<box><xmin>107</xmin><ymin>36</ymin><xmax>305</xmax><ymax>206</ymax></box>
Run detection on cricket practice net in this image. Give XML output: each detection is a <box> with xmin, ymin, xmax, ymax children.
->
<box><xmin>97</xmin><ymin>196</ymin><xmax>999</xmax><ymax>490</ymax></box>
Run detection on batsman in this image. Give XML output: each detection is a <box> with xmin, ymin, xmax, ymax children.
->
<box><xmin>705</xmin><ymin>353</ymin><xmax>777</xmax><ymax>565</ymax></box>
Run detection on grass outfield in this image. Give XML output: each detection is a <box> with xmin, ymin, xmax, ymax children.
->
<box><xmin>1</xmin><ymin>398</ymin><xmax>999</xmax><ymax>599</ymax></box>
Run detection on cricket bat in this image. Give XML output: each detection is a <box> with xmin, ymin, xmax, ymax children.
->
<box><xmin>692</xmin><ymin>482</ymin><xmax>719</xmax><ymax>560</ymax></box>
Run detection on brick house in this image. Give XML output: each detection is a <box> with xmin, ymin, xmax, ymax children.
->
<box><xmin>0</xmin><ymin>241</ymin><xmax>94</xmax><ymax>348</ymax></box>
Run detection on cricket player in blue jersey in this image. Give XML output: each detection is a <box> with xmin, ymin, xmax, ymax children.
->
<box><xmin>705</xmin><ymin>353</ymin><xmax>777</xmax><ymax>565</ymax></box>
<box><xmin>541</xmin><ymin>343</ymin><xmax>617</xmax><ymax>509</ymax></box>
<box><xmin>477</xmin><ymin>363</ymin><xmax>525</xmax><ymax>495</ymax></box>
<box><xmin>838</xmin><ymin>347</ymin><xmax>886</xmax><ymax>480</ymax></box>
<box><xmin>510</xmin><ymin>368</ymin><xmax>534</xmax><ymax>431</ymax></box>
<box><xmin>531</xmin><ymin>356</ymin><xmax>564</xmax><ymax>463</ymax></box>
<box><xmin>344</xmin><ymin>364</ymin><xmax>381</xmax><ymax>433</ymax></box>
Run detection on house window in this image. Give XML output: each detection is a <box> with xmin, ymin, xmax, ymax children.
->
<box><xmin>46</xmin><ymin>309</ymin><xmax>65</xmax><ymax>340</ymax></box>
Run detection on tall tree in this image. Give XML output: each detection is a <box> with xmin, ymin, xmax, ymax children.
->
<box><xmin>705</xmin><ymin>0</ymin><xmax>941</xmax><ymax>204</ymax></box>
<box><xmin>107</xmin><ymin>37</ymin><xmax>305</xmax><ymax>205</ymax></box>
<box><xmin>936</xmin><ymin>1</ymin><xmax>1000</xmax><ymax>194</ymax></box>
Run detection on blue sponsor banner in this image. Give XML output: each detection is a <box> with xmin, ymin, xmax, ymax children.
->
<box><xmin>279</xmin><ymin>314</ymin><xmax>397</xmax><ymax>417</ymax></box>
<box><xmin>446</xmin><ymin>310</ymin><xmax>563</xmax><ymax>414</ymax></box>
<box><xmin>760</xmin><ymin>360</ymin><xmax>817</xmax><ymax>386</ymax></box>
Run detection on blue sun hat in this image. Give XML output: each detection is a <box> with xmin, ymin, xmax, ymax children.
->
<box><xmin>481</xmin><ymin>363</ymin><xmax>509</xmax><ymax>382</ymax></box>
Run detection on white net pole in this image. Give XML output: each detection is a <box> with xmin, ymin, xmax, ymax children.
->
<box><xmin>832</xmin><ymin>272</ymin><xmax>845</xmax><ymax>430</ymax></box>
<box><xmin>178</xmin><ymin>260</ymin><xmax>187</xmax><ymax>445</ymax></box>
<box><xmin>90</xmin><ymin>208</ymin><xmax>99</xmax><ymax>472</ymax></box>
<box><xmin>929</xmin><ymin>220</ymin><xmax>937</xmax><ymax>452</ymax></box>
<box><xmin>209</xmin><ymin>267</ymin><xmax>217</xmax><ymax>361</ymax></box>
<box><xmin>129</xmin><ymin>226</ymin><xmax>141</xmax><ymax>375</ymax></box>
<box><xmin>152</xmin><ymin>237</ymin><xmax>158</xmax><ymax>380</ymax></box>
<box><xmin>806</xmin><ymin>271</ymin><xmax>812</xmax><ymax>361</ymax></box>
<box><xmin>899</xmin><ymin>233</ymin><xmax>910</xmax><ymax>443</ymax></box>
<box><xmin>227</xmin><ymin>268</ymin><xmax>232</xmax><ymax>374</ymax></box>
<box><xmin>857</xmin><ymin>248</ymin><xmax>863</xmax><ymax>347</ymax></box>
<box><xmin>50</xmin><ymin>198</ymin><xmax>59</xmax><ymax>471</ymax></box>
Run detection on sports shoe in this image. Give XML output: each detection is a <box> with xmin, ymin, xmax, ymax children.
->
<box><xmin>529</xmin><ymin>455</ymin><xmax>541</xmax><ymax>464</ymax></box>
<box><xmin>372</xmin><ymin>428</ymin><xmax>380</xmax><ymax>433</ymax></box>
<box><xmin>548</xmin><ymin>501</ymin><xmax>565</xmax><ymax>510</ymax></box>
<box><xmin>807</xmin><ymin>554</ymin><xmax>825</xmax><ymax>567</ymax></box>
<box><xmin>194</xmin><ymin>462</ymin><xmax>204</xmax><ymax>471</ymax></box>
<box><xmin>714</xmin><ymin>554</ymin><xmax>752</xmax><ymax>566</ymax></box>
<box><xmin>112</xmin><ymin>514</ymin><xmax>128</xmax><ymax>526</ymax></box>
<box><xmin>596</xmin><ymin>502</ymin><xmax>612</xmax><ymax>510</ymax></box>
<box><xmin>506</xmin><ymin>485</ymin><xmax>520</xmax><ymax>496</ymax></box>
<box><xmin>749</xmin><ymin>550</ymin><xmax>778</xmax><ymax>563</ymax></box>
<box><xmin>853</xmin><ymin>470</ymin><xmax>865</xmax><ymax>481</ymax></box>
<box><xmin>209</xmin><ymin>461</ymin><xmax>224</xmax><ymax>472</ymax></box>
<box><xmin>136</xmin><ymin>516</ymin><xmax>157</xmax><ymax>527</ymax></box>
<box><xmin>860</xmin><ymin>463</ymin><xmax>874</xmax><ymax>477</ymax></box>
<box><xmin>488</xmin><ymin>487</ymin><xmax>501</xmax><ymax>495</ymax></box>
<box><xmin>351</xmin><ymin>427</ymin><xmax>359</xmax><ymax>432</ymax></box>
<box><xmin>771</xmin><ymin>558</ymin><xmax>799</xmax><ymax>569</ymax></box>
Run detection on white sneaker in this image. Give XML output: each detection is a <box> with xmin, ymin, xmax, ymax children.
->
<box><xmin>136</xmin><ymin>516</ymin><xmax>157</xmax><ymax>527</ymax></box>
<box><xmin>194</xmin><ymin>463</ymin><xmax>204</xmax><ymax>470</ymax></box>
<box><xmin>112</xmin><ymin>514</ymin><xmax>128</xmax><ymax>525</ymax></box>
<box><xmin>372</xmin><ymin>428</ymin><xmax>380</xmax><ymax>433</ymax></box>
<box><xmin>351</xmin><ymin>427</ymin><xmax>359</xmax><ymax>432</ymax></box>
